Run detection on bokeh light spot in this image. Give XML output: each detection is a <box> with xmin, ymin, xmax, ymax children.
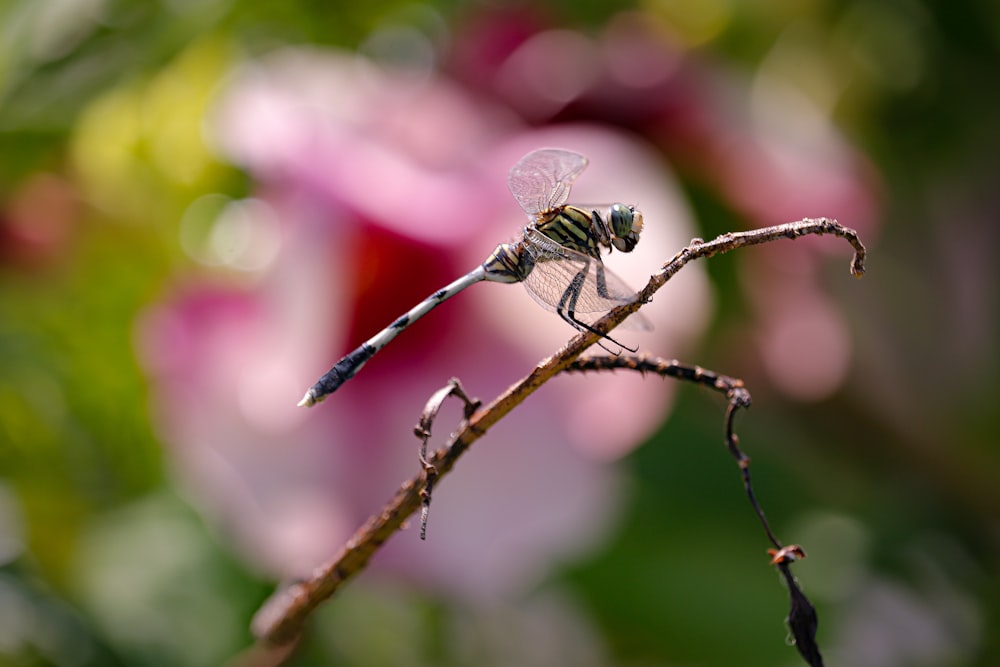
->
<box><xmin>496</xmin><ymin>30</ymin><xmax>600</xmax><ymax>118</ymax></box>
<box><xmin>642</xmin><ymin>0</ymin><xmax>732</xmax><ymax>46</ymax></box>
<box><xmin>759</xmin><ymin>293</ymin><xmax>851</xmax><ymax>401</ymax></box>
<box><xmin>179</xmin><ymin>196</ymin><xmax>282</xmax><ymax>272</ymax></box>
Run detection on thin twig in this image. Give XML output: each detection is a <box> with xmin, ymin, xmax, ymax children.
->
<box><xmin>565</xmin><ymin>355</ymin><xmax>748</xmax><ymax>396</ymax></box>
<box><xmin>564</xmin><ymin>355</ymin><xmax>779</xmax><ymax>545</ymax></box>
<box><xmin>568</xmin><ymin>355</ymin><xmax>823</xmax><ymax>665</ymax></box>
<box><xmin>247</xmin><ymin>218</ymin><xmax>864</xmax><ymax>652</ymax></box>
<box><xmin>413</xmin><ymin>379</ymin><xmax>480</xmax><ymax>540</ymax></box>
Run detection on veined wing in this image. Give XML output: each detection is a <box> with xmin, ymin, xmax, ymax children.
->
<box><xmin>521</xmin><ymin>228</ymin><xmax>653</xmax><ymax>330</ymax></box>
<box><xmin>508</xmin><ymin>149</ymin><xmax>589</xmax><ymax>216</ymax></box>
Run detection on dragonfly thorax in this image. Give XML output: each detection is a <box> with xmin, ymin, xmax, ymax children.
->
<box><xmin>479</xmin><ymin>202</ymin><xmax>644</xmax><ymax>286</ymax></box>
<box><xmin>535</xmin><ymin>203</ymin><xmax>643</xmax><ymax>258</ymax></box>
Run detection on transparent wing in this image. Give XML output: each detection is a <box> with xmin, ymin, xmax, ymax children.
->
<box><xmin>508</xmin><ymin>149</ymin><xmax>589</xmax><ymax>216</ymax></box>
<box><xmin>521</xmin><ymin>228</ymin><xmax>653</xmax><ymax>331</ymax></box>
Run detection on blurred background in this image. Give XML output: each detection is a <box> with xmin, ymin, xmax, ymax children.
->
<box><xmin>1</xmin><ymin>1</ymin><xmax>997</xmax><ymax>666</ymax></box>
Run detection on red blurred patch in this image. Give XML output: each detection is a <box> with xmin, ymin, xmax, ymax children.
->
<box><xmin>343</xmin><ymin>223</ymin><xmax>462</xmax><ymax>354</ymax></box>
<box><xmin>0</xmin><ymin>173</ymin><xmax>80</xmax><ymax>270</ymax></box>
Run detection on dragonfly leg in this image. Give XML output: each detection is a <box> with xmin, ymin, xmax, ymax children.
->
<box><xmin>594</xmin><ymin>262</ymin><xmax>613</xmax><ymax>300</ymax></box>
<box><xmin>556</xmin><ymin>264</ymin><xmax>637</xmax><ymax>354</ymax></box>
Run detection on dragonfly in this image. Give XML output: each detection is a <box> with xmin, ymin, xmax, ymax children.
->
<box><xmin>298</xmin><ymin>148</ymin><xmax>650</xmax><ymax>407</ymax></box>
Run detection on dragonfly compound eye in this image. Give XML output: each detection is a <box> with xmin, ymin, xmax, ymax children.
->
<box><xmin>611</xmin><ymin>205</ymin><xmax>642</xmax><ymax>253</ymax></box>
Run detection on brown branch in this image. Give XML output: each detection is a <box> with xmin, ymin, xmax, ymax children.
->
<box><xmin>246</xmin><ymin>218</ymin><xmax>864</xmax><ymax>655</ymax></box>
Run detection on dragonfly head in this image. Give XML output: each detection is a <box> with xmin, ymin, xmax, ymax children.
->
<box><xmin>609</xmin><ymin>203</ymin><xmax>643</xmax><ymax>253</ymax></box>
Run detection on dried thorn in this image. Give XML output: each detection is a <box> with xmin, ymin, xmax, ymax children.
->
<box><xmin>775</xmin><ymin>558</ymin><xmax>824</xmax><ymax>667</ymax></box>
<box><xmin>413</xmin><ymin>378</ymin><xmax>479</xmax><ymax>541</ymax></box>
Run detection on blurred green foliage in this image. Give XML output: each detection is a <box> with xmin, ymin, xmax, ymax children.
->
<box><xmin>1</xmin><ymin>0</ymin><xmax>998</xmax><ymax>666</ymax></box>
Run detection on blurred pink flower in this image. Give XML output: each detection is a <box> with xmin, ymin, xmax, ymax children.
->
<box><xmin>136</xmin><ymin>47</ymin><xmax>708</xmax><ymax>597</ymax></box>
